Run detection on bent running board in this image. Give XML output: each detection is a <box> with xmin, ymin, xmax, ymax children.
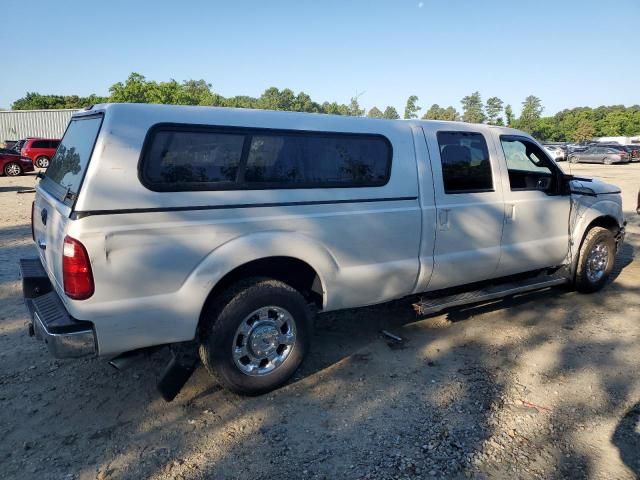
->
<box><xmin>413</xmin><ymin>274</ymin><xmax>569</xmax><ymax>316</ymax></box>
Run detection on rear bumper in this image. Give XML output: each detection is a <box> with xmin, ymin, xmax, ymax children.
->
<box><xmin>20</xmin><ymin>258</ymin><xmax>96</xmax><ymax>358</ymax></box>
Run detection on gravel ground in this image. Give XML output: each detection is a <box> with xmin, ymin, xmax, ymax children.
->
<box><xmin>1</xmin><ymin>163</ymin><xmax>639</xmax><ymax>480</ymax></box>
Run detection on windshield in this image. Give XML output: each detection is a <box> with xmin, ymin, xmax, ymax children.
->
<box><xmin>42</xmin><ymin>115</ymin><xmax>103</xmax><ymax>204</ymax></box>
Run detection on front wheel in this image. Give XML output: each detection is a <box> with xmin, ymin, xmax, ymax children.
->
<box><xmin>603</xmin><ymin>157</ymin><xmax>613</xmax><ymax>165</ymax></box>
<box><xmin>575</xmin><ymin>226</ymin><xmax>616</xmax><ymax>293</ymax></box>
<box><xmin>569</xmin><ymin>155</ymin><xmax>579</xmax><ymax>164</ymax></box>
<box><xmin>199</xmin><ymin>277</ymin><xmax>312</xmax><ymax>395</ymax></box>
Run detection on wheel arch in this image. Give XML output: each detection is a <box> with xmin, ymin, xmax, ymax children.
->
<box><xmin>185</xmin><ymin>231</ymin><xmax>337</xmax><ymax>336</ymax></box>
<box><xmin>570</xmin><ymin>202</ymin><xmax>623</xmax><ymax>276</ymax></box>
<box><xmin>583</xmin><ymin>214</ymin><xmax>620</xmax><ymax>234</ymax></box>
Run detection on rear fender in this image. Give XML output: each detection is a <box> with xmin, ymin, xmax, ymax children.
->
<box><xmin>184</xmin><ymin>231</ymin><xmax>338</xmax><ymax>310</ymax></box>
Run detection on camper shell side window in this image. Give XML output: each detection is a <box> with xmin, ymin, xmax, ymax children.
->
<box><xmin>138</xmin><ymin>124</ymin><xmax>393</xmax><ymax>192</ymax></box>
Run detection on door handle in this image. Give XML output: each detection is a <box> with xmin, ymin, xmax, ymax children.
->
<box><xmin>505</xmin><ymin>204</ymin><xmax>516</xmax><ymax>223</ymax></box>
<box><xmin>438</xmin><ymin>209</ymin><xmax>450</xmax><ymax>230</ymax></box>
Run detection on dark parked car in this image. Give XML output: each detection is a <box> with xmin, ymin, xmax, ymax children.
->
<box><xmin>568</xmin><ymin>146</ymin><xmax>630</xmax><ymax>165</ymax></box>
<box><xmin>614</xmin><ymin>145</ymin><xmax>639</xmax><ymax>162</ymax></box>
<box><xmin>20</xmin><ymin>138</ymin><xmax>60</xmax><ymax>168</ymax></box>
<box><xmin>0</xmin><ymin>151</ymin><xmax>35</xmax><ymax>176</ymax></box>
<box><xmin>11</xmin><ymin>139</ymin><xmax>27</xmax><ymax>153</ymax></box>
<box><xmin>567</xmin><ymin>143</ymin><xmax>589</xmax><ymax>153</ymax></box>
<box><xmin>594</xmin><ymin>144</ymin><xmax>640</xmax><ymax>162</ymax></box>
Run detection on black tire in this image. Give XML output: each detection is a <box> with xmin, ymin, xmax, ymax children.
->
<box><xmin>3</xmin><ymin>162</ymin><xmax>22</xmax><ymax>176</ymax></box>
<box><xmin>35</xmin><ymin>156</ymin><xmax>50</xmax><ymax>168</ymax></box>
<box><xmin>575</xmin><ymin>226</ymin><xmax>616</xmax><ymax>293</ymax></box>
<box><xmin>199</xmin><ymin>277</ymin><xmax>311</xmax><ymax>395</ymax></box>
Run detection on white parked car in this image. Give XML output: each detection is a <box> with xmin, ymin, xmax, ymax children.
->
<box><xmin>543</xmin><ymin>145</ymin><xmax>566</xmax><ymax>161</ymax></box>
<box><xmin>21</xmin><ymin>104</ymin><xmax>626</xmax><ymax>398</ymax></box>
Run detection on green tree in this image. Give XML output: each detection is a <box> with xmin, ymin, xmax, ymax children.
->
<box><xmin>404</xmin><ymin>95</ymin><xmax>421</xmax><ymax>119</ymax></box>
<box><xmin>321</xmin><ymin>101</ymin><xmax>349</xmax><ymax>115</ymax></box>
<box><xmin>423</xmin><ymin>104</ymin><xmax>444</xmax><ymax>120</ymax></box>
<box><xmin>504</xmin><ymin>104</ymin><xmax>514</xmax><ymax>126</ymax></box>
<box><xmin>292</xmin><ymin>92</ymin><xmax>321</xmax><ymax>113</ymax></box>
<box><xmin>177</xmin><ymin>79</ymin><xmax>217</xmax><ymax>106</ymax></box>
<box><xmin>442</xmin><ymin>106</ymin><xmax>461</xmax><ymax>121</ymax></box>
<box><xmin>422</xmin><ymin>104</ymin><xmax>460</xmax><ymax>121</ymax></box>
<box><xmin>146</xmin><ymin>79</ymin><xmax>182</xmax><ymax>104</ymax></box>
<box><xmin>461</xmin><ymin>91</ymin><xmax>485</xmax><ymax>123</ymax></box>
<box><xmin>224</xmin><ymin>95</ymin><xmax>259</xmax><ymax>109</ymax></box>
<box><xmin>367</xmin><ymin>106</ymin><xmax>384</xmax><ymax>118</ymax></box>
<box><xmin>108</xmin><ymin>72</ymin><xmax>152</xmax><ymax>103</ymax></box>
<box><xmin>347</xmin><ymin>96</ymin><xmax>365</xmax><ymax>117</ymax></box>
<box><xmin>382</xmin><ymin>106</ymin><xmax>400</xmax><ymax>119</ymax></box>
<box><xmin>518</xmin><ymin>95</ymin><xmax>544</xmax><ymax>133</ymax></box>
<box><xmin>571</xmin><ymin>119</ymin><xmax>596</xmax><ymax>143</ymax></box>
<box><xmin>485</xmin><ymin>96</ymin><xmax>504</xmax><ymax>125</ymax></box>
<box><xmin>11</xmin><ymin>92</ymin><xmax>108</xmax><ymax>109</ymax></box>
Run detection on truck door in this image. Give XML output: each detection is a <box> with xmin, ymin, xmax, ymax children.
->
<box><xmin>422</xmin><ymin>128</ymin><xmax>505</xmax><ymax>290</ymax></box>
<box><xmin>492</xmin><ymin>134</ymin><xmax>571</xmax><ymax>276</ymax></box>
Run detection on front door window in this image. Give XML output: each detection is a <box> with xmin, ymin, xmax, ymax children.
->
<box><xmin>500</xmin><ymin>136</ymin><xmax>556</xmax><ymax>193</ymax></box>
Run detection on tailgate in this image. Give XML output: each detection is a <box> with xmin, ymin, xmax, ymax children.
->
<box><xmin>32</xmin><ymin>188</ymin><xmax>71</xmax><ymax>290</ymax></box>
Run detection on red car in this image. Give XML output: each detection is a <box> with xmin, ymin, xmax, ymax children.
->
<box><xmin>0</xmin><ymin>150</ymin><xmax>35</xmax><ymax>176</ymax></box>
<box><xmin>21</xmin><ymin>138</ymin><xmax>60</xmax><ymax>168</ymax></box>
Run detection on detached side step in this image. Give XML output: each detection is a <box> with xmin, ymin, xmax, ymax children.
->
<box><xmin>413</xmin><ymin>274</ymin><xmax>569</xmax><ymax>316</ymax></box>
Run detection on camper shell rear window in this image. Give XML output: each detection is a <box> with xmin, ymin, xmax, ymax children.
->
<box><xmin>139</xmin><ymin>124</ymin><xmax>392</xmax><ymax>191</ymax></box>
<box><xmin>41</xmin><ymin>114</ymin><xmax>103</xmax><ymax>206</ymax></box>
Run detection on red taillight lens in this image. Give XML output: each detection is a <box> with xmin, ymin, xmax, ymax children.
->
<box><xmin>31</xmin><ymin>201</ymin><xmax>35</xmax><ymax>240</ymax></box>
<box><xmin>63</xmin><ymin>235</ymin><xmax>94</xmax><ymax>300</ymax></box>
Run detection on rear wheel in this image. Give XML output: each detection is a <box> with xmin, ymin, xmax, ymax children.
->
<box><xmin>3</xmin><ymin>162</ymin><xmax>22</xmax><ymax>176</ymax></box>
<box><xmin>35</xmin><ymin>156</ymin><xmax>50</xmax><ymax>168</ymax></box>
<box><xmin>575</xmin><ymin>226</ymin><xmax>616</xmax><ymax>293</ymax></box>
<box><xmin>199</xmin><ymin>277</ymin><xmax>312</xmax><ymax>395</ymax></box>
<box><xmin>603</xmin><ymin>157</ymin><xmax>613</xmax><ymax>165</ymax></box>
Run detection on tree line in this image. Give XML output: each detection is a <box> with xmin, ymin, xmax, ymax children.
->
<box><xmin>10</xmin><ymin>73</ymin><xmax>640</xmax><ymax>142</ymax></box>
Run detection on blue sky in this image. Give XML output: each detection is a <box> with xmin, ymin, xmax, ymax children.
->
<box><xmin>1</xmin><ymin>0</ymin><xmax>638</xmax><ymax>115</ymax></box>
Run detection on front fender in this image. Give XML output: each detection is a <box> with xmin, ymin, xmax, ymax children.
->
<box><xmin>569</xmin><ymin>195</ymin><xmax>624</xmax><ymax>268</ymax></box>
<box><xmin>184</xmin><ymin>230</ymin><xmax>339</xmax><ymax>310</ymax></box>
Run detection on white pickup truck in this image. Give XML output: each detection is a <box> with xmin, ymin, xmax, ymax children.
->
<box><xmin>21</xmin><ymin>103</ymin><xmax>625</xmax><ymax>397</ymax></box>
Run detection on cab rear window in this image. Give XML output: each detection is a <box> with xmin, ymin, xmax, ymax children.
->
<box><xmin>42</xmin><ymin>115</ymin><xmax>103</xmax><ymax>205</ymax></box>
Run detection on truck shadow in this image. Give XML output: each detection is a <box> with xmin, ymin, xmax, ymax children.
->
<box><xmin>612</xmin><ymin>402</ymin><xmax>640</xmax><ymax>476</ymax></box>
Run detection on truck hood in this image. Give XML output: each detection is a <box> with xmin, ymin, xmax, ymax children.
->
<box><xmin>569</xmin><ymin>177</ymin><xmax>621</xmax><ymax>196</ymax></box>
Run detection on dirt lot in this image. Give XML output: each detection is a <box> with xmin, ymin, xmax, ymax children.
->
<box><xmin>1</xmin><ymin>163</ymin><xmax>639</xmax><ymax>480</ymax></box>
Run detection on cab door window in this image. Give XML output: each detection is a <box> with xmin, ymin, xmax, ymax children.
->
<box><xmin>500</xmin><ymin>136</ymin><xmax>556</xmax><ymax>192</ymax></box>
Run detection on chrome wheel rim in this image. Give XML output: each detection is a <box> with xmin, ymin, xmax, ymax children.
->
<box><xmin>586</xmin><ymin>242</ymin><xmax>609</xmax><ymax>283</ymax></box>
<box><xmin>232</xmin><ymin>306</ymin><xmax>296</xmax><ymax>376</ymax></box>
<box><xmin>38</xmin><ymin>157</ymin><xmax>49</xmax><ymax>168</ymax></box>
<box><xmin>6</xmin><ymin>163</ymin><xmax>20</xmax><ymax>176</ymax></box>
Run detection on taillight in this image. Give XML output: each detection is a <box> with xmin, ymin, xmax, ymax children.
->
<box><xmin>63</xmin><ymin>235</ymin><xmax>94</xmax><ymax>300</ymax></box>
<box><xmin>31</xmin><ymin>201</ymin><xmax>35</xmax><ymax>240</ymax></box>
